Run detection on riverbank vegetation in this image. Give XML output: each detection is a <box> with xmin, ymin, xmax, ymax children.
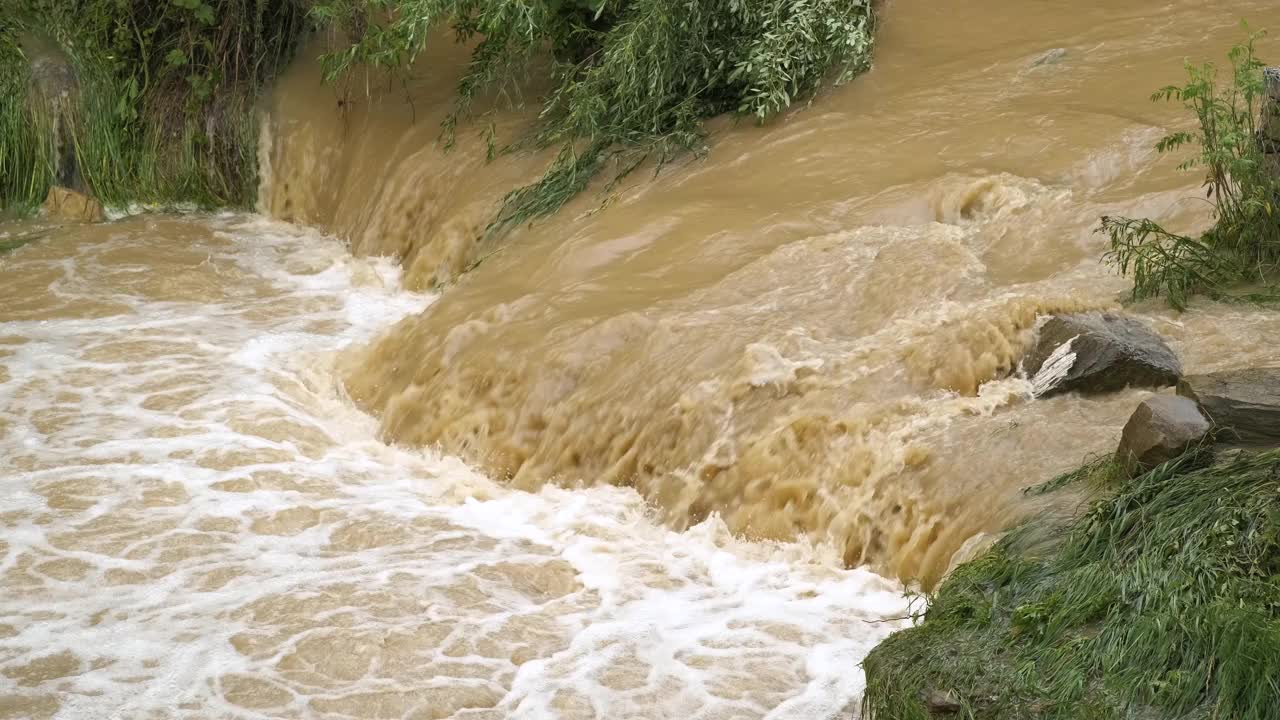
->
<box><xmin>863</xmin><ymin>448</ymin><xmax>1280</xmax><ymax>719</ymax></box>
<box><xmin>863</xmin><ymin>34</ymin><xmax>1280</xmax><ymax>718</ymax></box>
<box><xmin>1101</xmin><ymin>33</ymin><xmax>1280</xmax><ymax>309</ymax></box>
<box><xmin>313</xmin><ymin>0</ymin><xmax>877</xmax><ymax>233</ymax></box>
<box><xmin>3</xmin><ymin>0</ymin><xmax>878</xmax><ymax>223</ymax></box>
<box><xmin>0</xmin><ymin>0</ymin><xmax>305</xmax><ymax>211</ymax></box>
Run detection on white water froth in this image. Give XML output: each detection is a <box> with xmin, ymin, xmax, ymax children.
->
<box><xmin>0</xmin><ymin>215</ymin><xmax>911</xmax><ymax>719</ymax></box>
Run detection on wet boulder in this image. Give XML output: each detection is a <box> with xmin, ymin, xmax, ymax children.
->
<box><xmin>1024</xmin><ymin>313</ymin><xmax>1181</xmax><ymax>397</ymax></box>
<box><xmin>1177</xmin><ymin>368</ymin><xmax>1280</xmax><ymax>447</ymax></box>
<box><xmin>1116</xmin><ymin>394</ymin><xmax>1210</xmax><ymax>475</ymax></box>
<box><xmin>41</xmin><ymin>186</ymin><xmax>105</xmax><ymax>223</ymax></box>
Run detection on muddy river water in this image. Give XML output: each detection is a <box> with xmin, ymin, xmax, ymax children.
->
<box><xmin>4</xmin><ymin>1</ymin><xmax>1280</xmax><ymax>717</ymax></box>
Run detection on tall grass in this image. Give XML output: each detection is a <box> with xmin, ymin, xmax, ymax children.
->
<box><xmin>864</xmin><ymin>449</ymin><xmax>1280</xmax><ymax>719</ymax></box>
<box><xmin>0</xmin><ymin>1</ymin><xmax>306</xmax><ymax>213</ymax></box>
<box><xmin>0</xmin><ymin>30</ymin><xmax>58</xmax><ymax>209</ymax></box>
<box><xmin>1102</xmin><ymin>30</ymin><xmax>1280</xmax><ymax>309</ymax></box>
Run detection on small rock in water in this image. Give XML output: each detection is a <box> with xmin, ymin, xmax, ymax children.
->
<box><xmin>1024</xmin><ymin>313</ymin><xmax>1181</xmax><ymax>397</ymax></box>
<box><xmin>1117</xmin><ymin>394</ymin><xmax>1210</xmax><ymax>476</ymax></box>
<box><xmin>1177</xmin><ymin>368</ymin><xmax>1280</xmax><ymax>447</ymax></box>
<box><xmin>41</xmin><ymin>186</ymin><xmax>105</xmax><ymax>224</ymax></box>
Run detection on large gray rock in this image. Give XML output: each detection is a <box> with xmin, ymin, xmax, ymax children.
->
<box><xmin>1025</xmin><ymin>313</ymin><xmax>1182</xmax><ymax>397</ymax></box>
<box><xmin>1177</xmin><ymin>368</ymin><xmax>1280</xmax><ymax>447</ymax></box>
<box><xmin>1117</xmin><ymin>395</ymin><xmax>1210</xmax><ymax>475</ymax></box>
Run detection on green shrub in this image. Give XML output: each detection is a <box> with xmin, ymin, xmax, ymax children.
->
<box><xmin>1101</xmin><ymin>30</ymin><xmax>1280</xmax><ymax>309</ymax></box>
<box><xmin>312</xmin><ymin>0</ymin><xmax>877</xmax><ymax>233</ymax></box>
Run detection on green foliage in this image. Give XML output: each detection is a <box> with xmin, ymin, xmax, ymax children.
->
<box><xmin>863</xmin><ymin>448</ymin><xmax>1280</xmax><ymax>719</ymax></box>
<box><xmin>0</xmin><ymin>29</ymin><xmax>58</xmax><ymax>208</ymax></box>
<box><xmin>1100</xmin><ymin>217</ymin><xmax>1241</xmax><ymax>310</ymax></box>
<box><xmin>4</xmin><ymin>0</ymin><xmax>876</xmax><ymax>220</ymax></box>
<box><xmin>1102</xmin><ymin>29</ymin><xmax>1280</xmax><ymax>309</ymax></box>
<box><xmin>312</xmin><ymin>0</ymin><xmax>876</xmax><ymax>233</ymax></box>
<box><xmin>0</xmin><ymin>0</ymin><xmax>307</xmax><ymax>212</ymax></box>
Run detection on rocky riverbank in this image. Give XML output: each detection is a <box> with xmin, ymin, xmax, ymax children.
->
<box><xmin>861</xmin><ymin>312</ymin><xmax>1280</xmax><ymax>719</ymax></box>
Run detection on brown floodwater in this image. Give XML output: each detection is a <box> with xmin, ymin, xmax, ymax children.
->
<box><xmin>0</xmin><ymin>216</ymin><xmax>907</xmax><ymax>719</ymax></box>
<box><xmin>265</xmin><ymin>0</ymin><xmax>1280</xmax><ymax>585</ymax></box>
<box><xmin>4</xmin><ymin>1</ymin><xmax>1280</xmax><ymax>718</ymax></box>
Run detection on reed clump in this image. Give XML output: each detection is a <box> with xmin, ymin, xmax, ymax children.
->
<box><xmin>0</xmin><ymin>0</ymin><xmax>306</xmax><ymax>212</ymax></box>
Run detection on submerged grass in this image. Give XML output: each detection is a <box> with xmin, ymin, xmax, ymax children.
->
<box><xmin>863</xmin><ymin>448</ymin><xmax>1280</xmax><ymax>719</ymax></box>
<box><xmin>0</xmin><ymin>227</ymin><xmax>48</xmax><ymax>254</ymax></box>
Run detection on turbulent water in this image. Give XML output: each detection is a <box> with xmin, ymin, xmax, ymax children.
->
<box><xmin>263</xmin><ymin>0</ymin><xmax>1280</xmax><ymax>584</ymax></box>
<box><xmin>6</xmin><ymin>1</ymin><xmax>1280</xmax><ymax>718</ymax></box>
<box><xmin>0</xmin><ymin>217</ymin><xmax>907</xmax><ymax>718</ymax></box>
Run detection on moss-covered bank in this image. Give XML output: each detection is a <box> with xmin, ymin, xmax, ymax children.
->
<box><xmin>863</xmin><ymin>449</ymin><xmax>1280</xmax><ymax>719</ymax></box>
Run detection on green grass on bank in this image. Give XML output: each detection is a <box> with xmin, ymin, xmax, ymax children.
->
<box><xmin>1102</xmin><ymin>30</ymin><xmax>1280</xmax><ymax>310</ymax></box>
<box><xmin>0</xmin><ymin>0</ymin><xmax>306</xmax><ymax>213</ymax></box>
<box><xmin>0</xmin><ymin>31</ymin><xmax>56</xmax><ymax>209</ymax></box>
<box><xmin>863</xmin><ymin>448</ymin><xmax>1280</xmax><ymax>719</ymax></box>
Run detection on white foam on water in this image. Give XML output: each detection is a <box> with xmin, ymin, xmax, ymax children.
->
<box><xmin>0</xmin><ymin>215</ymin><xmax>911</xmax><ymax>719</ymax></box>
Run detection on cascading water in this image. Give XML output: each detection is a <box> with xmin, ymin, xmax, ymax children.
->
<box><xmin>4</xmin><ymin>0</ymin><xmax>1280</xmax><ymax>718</ymax></box>
<box><xmin>260</xmin><ymin>0</ymin><xmax>1280</xmax><ymax>585</ymax></box>
<box><xmin>0</xmin><ymin>216</ymin><xmax>908</xmax><ymax>719</ymax></box>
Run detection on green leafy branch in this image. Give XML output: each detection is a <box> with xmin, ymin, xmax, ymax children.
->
<box><xmin>310</xmin><ymin>0</ymin><xmax>877</xmax><ymax>235</ymax></box>
<box><xmin>1101</xmin><ymin>27</ymin><xmax>1280</xmax><ymax>307</ymax></box>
